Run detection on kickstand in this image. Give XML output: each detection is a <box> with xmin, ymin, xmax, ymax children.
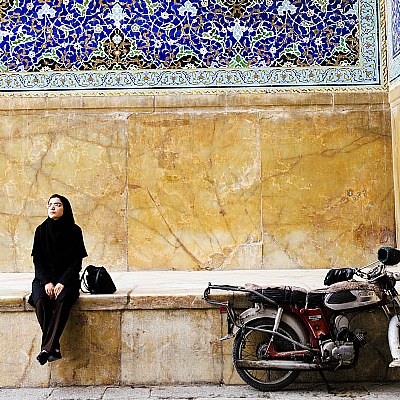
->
<box><xmin>318</xmin><ymin>370</ymin><xmax>333</xmax><ymax>393</ymax></box>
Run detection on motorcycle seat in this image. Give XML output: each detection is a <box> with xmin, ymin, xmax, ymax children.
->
<box><xmin>245</xmin><ymin>284</ymin><xmax>325</xmax><ymax>309</ymax></box>
<box><xmin>323</xmin><ymin>280</ymin><xmax>381</xmax><ymax>293</ymax></box>
<box><xmin>245</xmin><ymin>281</ymin><xmax>381</xmax><ymax>309</ymax></box>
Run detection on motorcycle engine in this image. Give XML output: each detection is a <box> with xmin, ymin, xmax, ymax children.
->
<box><xmin>321</xmin><ymin>340</ymin><xmax>355</xmax><ymax>365</ymax></box>
<box><xmin>321</xmin><ymin>315</ymin><xmax>366</xmax><ymax>366</ymax></box>
<box><xmin>332</xmin><ymin>342</ymin><xmax>356</xmax><ymax>363</ymax></box>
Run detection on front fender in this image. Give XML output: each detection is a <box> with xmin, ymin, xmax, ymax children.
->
<box><xmin>234</xmin><ymin>305</ymin><xmax>309</xmax><ymax>344</ymax></box>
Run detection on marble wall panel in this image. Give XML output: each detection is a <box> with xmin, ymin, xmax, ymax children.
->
<box><xmin>0</xmin><ymin>113</ymin><xmax>127</xmax><ymax>272</ymax></box>
<box><xmin>121</xmin><ymin>309</ymin><xmax>222</xmax><ymax>385</ymax></box>
<box><xmin>261</xmin><ymin>107</ymin><xmax>395</xmax><ymax>269</ymax></box>
<box><xmin>127</xmin><ymin>112</ymin><xmax>262</xmax><ymax>270</ymax></box>
<box><xmin>0</xmin><ymin>312</ymin><xmax>49</xmax><ymax>387</ymax></box>
<box><xmin>50</xmin><ymin>310</ymin><xmax>121</xmax><ymax>386</ymax></box>
<box><xmin>0</xmin><ymin>93</ymin><xmax>394</xmax><ymax>273</ymax></box>
<box><xmin>391</xmin><ymin>86</ymin><xmax>400</xmax><ymax>239</ymax></box>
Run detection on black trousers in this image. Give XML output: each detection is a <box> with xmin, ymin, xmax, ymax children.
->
<box><xmin>34</xmin><ymin>296</ymin><xmax>73</xmax><ymax>353</ymax></box>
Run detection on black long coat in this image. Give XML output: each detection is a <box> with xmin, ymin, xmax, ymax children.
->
<box><xmin>29</xmin><ymin>217</ymin><xmax>87</xmax><ymax>306</ymax></box>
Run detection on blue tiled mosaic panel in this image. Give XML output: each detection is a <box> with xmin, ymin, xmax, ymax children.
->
<box><xmin>0</xmin><ymin>0</ymin><xmax>381</xmax><ymax>91</ymax></box>
<box><xmin>388</xmin><ymin>0</ymin><xmax>400</xmax><ymax>83</ymax></box>
<box><xmin>392</xmin><ymin>0</ymin><xmax>400</xmax><ymax>57</ymax></box>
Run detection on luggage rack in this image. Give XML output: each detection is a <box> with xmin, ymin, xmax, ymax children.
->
<box><xmin>203</xmin><ymin>283</ymin><xmax>279</xmax><ymax>335</ymax></box>
<box><xmin>203</xmin><ymin>282</ymin><xmax>278</xmax><ymax>308</ymax></box>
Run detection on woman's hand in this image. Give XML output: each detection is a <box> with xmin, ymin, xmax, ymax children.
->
<box><xmin>45</xmin><ymin>282</ymin><xmax>55</xmax><ymax>298</ymax></box>
<box><xmin>54</xmin><ymin>283</ymin><xmax>65</xmax><ymax>299</ymax></box>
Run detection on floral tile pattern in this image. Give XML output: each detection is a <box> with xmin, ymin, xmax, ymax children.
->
<box><xmin>0</xmin><ymin>0</ymin><xmax>382</xmax><ymax>91</ymax></box>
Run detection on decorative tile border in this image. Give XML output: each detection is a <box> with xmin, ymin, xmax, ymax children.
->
<box><xmin>0</xmin><ymin>0</ymin><xmax>384</xmax><ymax>92</ymax></box>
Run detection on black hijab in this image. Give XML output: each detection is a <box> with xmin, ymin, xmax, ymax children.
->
<box><xmin>31</xmin><ymin>194</ymin><xmax>87</xmax><ymax>264</ymax></box>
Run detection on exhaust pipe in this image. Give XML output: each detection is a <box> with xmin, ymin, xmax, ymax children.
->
<box><xmin>236</xmin><ymin>359</ymin><xmax>322</xmax><ymax>370</ymax></box>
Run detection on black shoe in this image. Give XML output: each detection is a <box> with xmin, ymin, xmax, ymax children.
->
<box><xmin>36</xmin><ymin>350</ymin><xmax>49</xmax><ymax>365</ymax></box>
<box><xmin>48</xmin><ymin>349</ymin><xmax>62</xmax><ymax>362</ymax></box>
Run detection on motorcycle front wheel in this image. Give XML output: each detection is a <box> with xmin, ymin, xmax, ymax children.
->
<box><xmin>232</xmin><ymin>317</ymin><xmax>302</xmax><ymax>391</ymax></box>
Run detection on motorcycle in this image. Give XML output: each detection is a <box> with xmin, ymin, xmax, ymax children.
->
<box><xmin>203</xmin><ymin>247</ymin><xmax>400</xmax><ymax>391</ymax></box>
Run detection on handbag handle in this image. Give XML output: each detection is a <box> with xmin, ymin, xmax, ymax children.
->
<box><xmin>80</xmin><ymin>266</ymin><xmax>91</xmax><ymax>293</ymax></box>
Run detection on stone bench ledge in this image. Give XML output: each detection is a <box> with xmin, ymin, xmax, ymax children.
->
<box><xmin>0</xmin><ymin>269</ymin><xmax>336</xmax><ymax>312</ymax></box>
<box><xmin>2</xmin><ymin>269</ymin><xmax>399</xmax><ymax>388</ymax></box>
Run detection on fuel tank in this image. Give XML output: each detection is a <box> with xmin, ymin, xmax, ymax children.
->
<box><xmin>324</xmin><ymin>281</ymin><xmax>382</xmax><ymax>311</ymax></box>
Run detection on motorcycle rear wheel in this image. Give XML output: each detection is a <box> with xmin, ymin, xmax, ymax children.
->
<box><xmin>232</xmin><ymin>317</ymin><xmax>303</xmax><ymax>391</ymax></box>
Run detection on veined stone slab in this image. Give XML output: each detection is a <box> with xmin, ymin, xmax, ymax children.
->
<box><xmin>260</xmin><ymin>108</ymin><xmax>394</xmax><ymax>269</ymax></box>
<box><xmin>50</xmin><ymin>310</ymin><xmax>121</xmax><ymax>386</ymax></box>
<box><xmin>121</xmin><ymin>309</ymin><xmax>223</xmax><ymax>385</ymax></box>
<box><xmin>127</xmin><ymin>112</ymin><xmax>262</xmax><ymax>271</ymax></box>
<box><xmin>0</xmin><ymin>313</ymin><xmax>49</xmax><ymax>387</ymax></box>
<box><xmin>0</xmin><ymin>113</ymin><xmax>128</xmax><ymax>272</ymax></box>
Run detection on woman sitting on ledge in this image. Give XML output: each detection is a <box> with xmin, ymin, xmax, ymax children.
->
<box><xmin>28</xmin><ymin>194</ymin><xmax>87</xmax><ymax>365</ymax></box>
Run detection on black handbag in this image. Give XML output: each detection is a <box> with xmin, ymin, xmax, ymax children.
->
<box><xmin>81</xmin><ymin>265</ymin><xmax>117</xmax><ymax>294</ymax></box>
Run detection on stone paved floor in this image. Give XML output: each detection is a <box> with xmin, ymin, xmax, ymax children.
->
<box><xmin>1</xmin><ymin>383</ymin><xmax>400</xmax><ymax>400</ymax></box>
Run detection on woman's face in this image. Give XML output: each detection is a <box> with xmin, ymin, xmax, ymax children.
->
<box><xmin>47</xmin><ymin>197</ymin><xmax>64</xmax><ymax>220</ymax></box>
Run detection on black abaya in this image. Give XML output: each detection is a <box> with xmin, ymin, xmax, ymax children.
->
<box><xmin>29</xmin><ymin>216</ymin><xmax>87</xmax><ymax>363</ymax></box>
